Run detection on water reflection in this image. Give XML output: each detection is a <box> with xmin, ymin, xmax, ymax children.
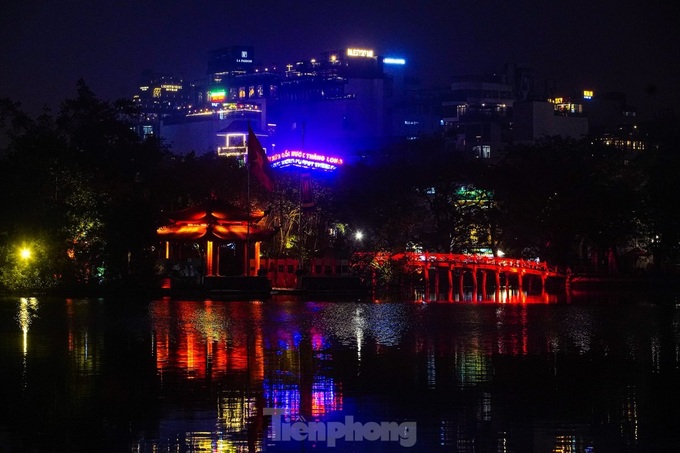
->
<box><xmin>16</xmin><ymin>296</ymin><xmax>38</xmax><ymax>351</ymax></box>
<box><xmin>16</xmin><ymin>297</ymin><xmax>38</xmax><ymax>389</ymax></box>
<box><xmin>424</xmin><ymin>287</ymin><xmax>558</xmax><ymax>304</ymax></box>
<box><xmin>141</xmin><ymin>298</ymin><xmax>680</xmax><ymax>451</ymax></box>
<box><xmin>2</xmin><ymin>294</ymin><xmax>679</xmax><ymax>451</ymax></box>
<box><xmin>146</xmin><ymin>298</ymin><xmax>346</xmax><ymax>451</ymax></box>
<box><xmin>310</xmin><ymin>302</ymin><xmax>410</xmax><ymax>347</ymax></box>
<box><xmin>66</xmin><ymin>298</ymin><xmax>103</xmax><ymax>377</ymax></box>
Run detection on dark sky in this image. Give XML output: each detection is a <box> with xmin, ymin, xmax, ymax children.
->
<box><xmin>2</xmin><ymin>0</ymin><xmax>679</xmax><ymax>119</ymax></box>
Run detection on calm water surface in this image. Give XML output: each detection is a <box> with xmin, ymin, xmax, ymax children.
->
<box><xmin>1</xmin><ymin>290</ymin><xmax>679</xmax><ymax>452</ymax></box>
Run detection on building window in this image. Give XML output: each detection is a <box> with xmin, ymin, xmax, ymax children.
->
<box><xmin>473</xmin><ymin>145</ymin><xmax>491</xmax><ymax>159</ymax></box>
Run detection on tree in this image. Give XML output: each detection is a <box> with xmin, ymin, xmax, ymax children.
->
<box><xmin>0</xmin><ymin>237</ymin><xmax>59</xmax><ymax>292</ymax></box>
<box><xmin>636</xmin><ymin>113</ymin><xmax>680</xmax><ymax>271</ymax></box>
<box><xmin>491</xmin><ymin>137</ymin><xmax>645</xmax><ymax>269</ymax></box>
<box><xmin>0</xmin><ymin>81</ymin><xmax>171</xmax><ymax>291</ymax></box>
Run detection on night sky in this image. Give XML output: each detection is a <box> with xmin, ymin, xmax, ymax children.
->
<box><xmin>2</xmin><ymin>0</ymin><xmax>679</xmax><ymax>119</ymax></box>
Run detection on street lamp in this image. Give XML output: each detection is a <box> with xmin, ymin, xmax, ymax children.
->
<box><xmin>20</xmin><ymin>247</ymin><xmax>32</xmax><ymax>260</ymax></box>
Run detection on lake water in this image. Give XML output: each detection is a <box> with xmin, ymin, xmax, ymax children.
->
<box><xmin>1</xmin><ymin>289</ymin><xmax>679</xmax><ymax>452</ymax></box>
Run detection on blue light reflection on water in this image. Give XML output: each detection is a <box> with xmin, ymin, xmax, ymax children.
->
<box><xmin>0</xmin><ymin>293</ymin><xmax>679</xmax><ymax>451</ymax></box>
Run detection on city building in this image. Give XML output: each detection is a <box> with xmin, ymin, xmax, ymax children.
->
<box><xmin>512</xmin><ymin>99</ymin><xmax>588</xmax><ymax>144</ymax></box>
<box><xmin>442</xmin><ymin>72</ymin><xmax>515</xmax><ymax>159</ymax></box>
<box><xmin>129</xmin><ymin>48</ymin><xmax>646</xmax><ymax>165</ymax></box>
<box><xmin>131</xmin><ymin>71</ymin><xmax>190</xmax><ymax>138</ymax></box>
<box><xmin>131</xmin><ymin>45</ymin><xmax>418</xmax><ymax>161</ymax></box>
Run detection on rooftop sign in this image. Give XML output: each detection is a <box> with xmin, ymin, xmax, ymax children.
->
<box><xmin>346</xmin><ymin>48</ymin><xmax>374</xmax><ymax>58</ymax></box>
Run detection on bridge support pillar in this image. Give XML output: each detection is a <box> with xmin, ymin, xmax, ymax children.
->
<box><xmin>447</xmin><ymin>265</ymin><xmax>454</xmax><ymax>302</ymax></box>
<box><xmin>471</xmin><ymin>266</ymin><xmax>478</xmax><ymax>293</ymax></box>
<box><xmin>423</xmin><ymin>265</ymin><xmax>430</xmax><ymax>300</ymax></box>
<box><xmin>541</xmin><ymin>274</ymin><xmax>547</xmax><ymax>295</ymax></box>
<box><xmin>518</xmin><ymin>271</ymin><xmax>524</xmax><ymax>293</ymax></box>
<box><xmin>481</xmin><ymin>270</ymin><xmax>488</xmax><ymax>300</ymax></box>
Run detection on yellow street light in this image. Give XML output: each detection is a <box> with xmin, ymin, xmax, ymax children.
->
<box><xmin>19</xmin><ymin>247</ymin><xmax>32</xmax><ymax>260</ymax></box>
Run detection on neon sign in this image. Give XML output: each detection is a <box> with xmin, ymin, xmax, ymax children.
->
<box><xmin>383</xmin><ymin>57</ymin><xmax>405</xmax><ymax>65</ymax></box>
<box><xmin>221</xmin><ymin>102</ymin><xmax>259</xmax><ymax>111</ymax></box>
<box><xmin>583</xmin><ymin>90</ymin><xmax>594</xmax><ymax>100</ymax></box>
<box><xmin>269</xmin><ymin>150</ymin><xmax>344</xmax><ymax>171</ymax></box>
<box><xmin>346</xmin><ymin>48</ymin><xmax>374</xmax><ymax>58</ymax></box>
<box><xmin>209</xmin><ymin>90</ymin><xmax>226</xmax><ymax>103</ymax></box>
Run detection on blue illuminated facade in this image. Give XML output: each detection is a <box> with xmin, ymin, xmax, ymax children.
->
<box><xmin>134</xmin><ymin>46</ymin><xmax>421</xmax><ymax>161</ymax></box>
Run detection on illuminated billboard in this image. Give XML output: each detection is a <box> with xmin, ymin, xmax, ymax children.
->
<box><xmin>346</xmin><ymin>48</ymin><xmax>374</xmax><ymax>58</ymax></box>
<box><xmin>269</xmin><ymin>150</ymin><xmax>344</xmax><ymax>171</ymax></box>
<box><xmin>209</xmin><ymin>90</ymin><xmax>226</xmax><ymax>103</ymax></box>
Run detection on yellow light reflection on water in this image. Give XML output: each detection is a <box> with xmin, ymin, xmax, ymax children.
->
<box><xmin>17</xmin><ymin>297</ymin><xmax>39</xmax><ymax>390</ymax></box>
<box><xmin>18</xmin><ymin>296</ymin><xmax>39</xmax><ymax>355</ymax></box>
<box><xmin>17</xmin><ymin>297</ymin><xmax>39</xmax><ymax>334</ymax></box>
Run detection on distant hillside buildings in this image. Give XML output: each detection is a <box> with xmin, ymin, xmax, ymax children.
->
<box><xmin>131</xmin><ymin>45</ymin><xmax>647</xmax><ymax>161</ymax></box>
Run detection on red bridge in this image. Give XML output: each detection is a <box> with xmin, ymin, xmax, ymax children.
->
<box><xmin>353</xmin><ymin>252</ymin><xmax>570</xmax><ymax>300</ymax></box>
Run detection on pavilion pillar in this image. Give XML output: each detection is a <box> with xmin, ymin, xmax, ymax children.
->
<box><xmin>215</xmin><ymin>244</ymin><xmax>220</xmax><ymax>276</ymax></box>
<box><xmin>254</xmin><ymin>242</ymin><xmax>261</xmax><ymax>275</ymax></box>
<box><xmin>206</xmin><ymin>241</ymin><xmax>214</xmax><ymax>276</ymax></box>
<box><xmin>243</xmin><ymin>242</ymin><xmax>250</xmax><ymax>276</ymax></box>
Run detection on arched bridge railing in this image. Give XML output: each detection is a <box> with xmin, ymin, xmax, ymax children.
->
<box><xmin>354</xmin><ymin>252</ymin><xmax>567</xmax><ymax>278</ymax></box>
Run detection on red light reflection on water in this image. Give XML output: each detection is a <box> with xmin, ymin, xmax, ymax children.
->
<box><xmin>149</xmin><ymin>298</ymin><xmax>343</xmax><ymax>420</ymax></box>
<box><xmin>413</xmin><ymin>289</ymin><xmax>559</xmax><ymax>304</ymax></box>
<box><xmin>151</xmin><ymin>299</ymin><xmax>258</xmax><ymax>380</ymax></box>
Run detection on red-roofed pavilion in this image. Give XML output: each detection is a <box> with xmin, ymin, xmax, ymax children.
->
<box><xmin>158</xmin><ymin>196</ymin><xmax>276</xmax><ymax>277</ymax></box>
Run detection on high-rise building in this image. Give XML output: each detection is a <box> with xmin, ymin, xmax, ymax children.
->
<box><xmin>130</xmin><ymin>48</ymin><xmax>643</xmax><ymax>162</ymax></box>
<box><xmin>442</xmin><ymin>73</ymin><xmax>515</xmax><ymax>158</ymax></box>
<box><xmin>131</xmin><ymin>72</ymin><xmax>189</xmax><ymax>138</ymax></box>
<box><xmin>135</xmin><ymin>46</ymin><xmax>417</xmax><ymax>159</ymax></box>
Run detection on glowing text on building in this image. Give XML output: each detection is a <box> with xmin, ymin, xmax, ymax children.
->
<box><xmin>346</xmin><ymin>48</ymin><xmax>374</xmax><ymax>58</ymax></box>
<box><xmin>269</xmin><ymin>150</ymin><xmax>344</xmax><ymax>171</ymax></box>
